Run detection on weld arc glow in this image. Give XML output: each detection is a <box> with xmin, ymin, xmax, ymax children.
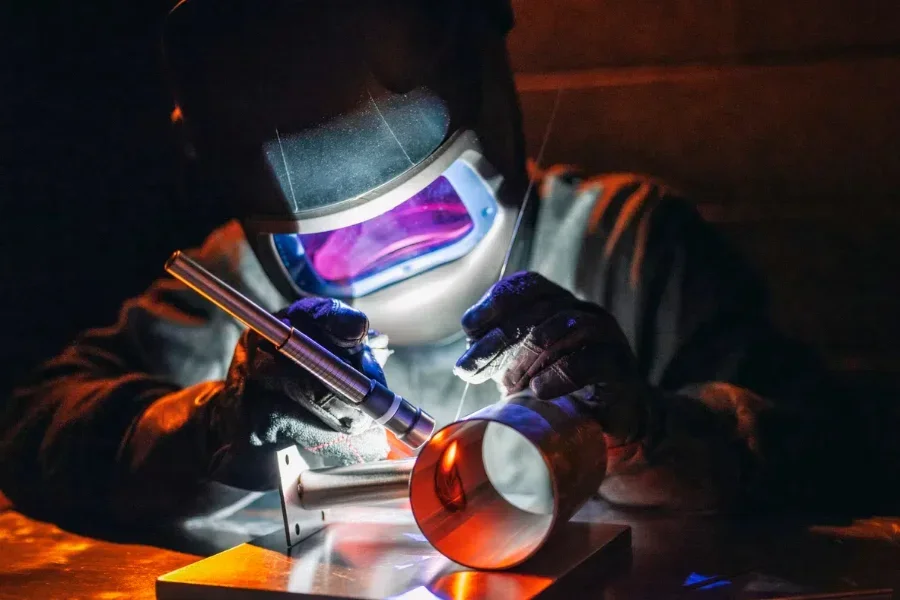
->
<box><xmin>441</xmin><ymin>440</ymin><xmax>458</xmax><ymax>472</ymax></box>
<box><xmin>435</xmin><ymin>441</ymin><xmax>466</xmax><ymax>512</ymax></box>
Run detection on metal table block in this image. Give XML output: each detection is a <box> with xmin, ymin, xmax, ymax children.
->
<box><xmin>156</xmin><ymin>509</ymin><xmax>631</xmax><ymax>600</ymax></box>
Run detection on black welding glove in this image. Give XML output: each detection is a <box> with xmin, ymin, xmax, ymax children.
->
<box><xmin>453</xmin><ymin>272</ymin><xmax>772</xmax><ymax>512</ymax></box>
<box><xmin>123</xmin><ymin>297</ymin><xmax>389</xmax><ymax>497</ymax></box>
<box><xmin>454</xmin><ymin>271</ymin><xmax>650</xmax><ymax>446</ymax></box>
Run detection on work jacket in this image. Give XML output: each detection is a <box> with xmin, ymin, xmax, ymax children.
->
<box><xmin>0</xmin><ymin>170</ymin><xmax>880</xmax><ymax>523</ymax></box>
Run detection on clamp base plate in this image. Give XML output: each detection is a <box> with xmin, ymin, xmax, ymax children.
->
<box><xmin>157</xmin><ymin>507</ymin><xmax>630</xmax><ymax>599</ymax></box>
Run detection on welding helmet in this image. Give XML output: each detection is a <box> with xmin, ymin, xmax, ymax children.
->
<box><xmin>163</xmin><ymin>0</ymin><xmax>530</xmax><ymax>346</ymax></box>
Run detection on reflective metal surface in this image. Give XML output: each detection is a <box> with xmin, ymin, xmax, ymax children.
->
<box><xmin>165</xmin><ymin>251</ymin><xmax>435</xmax><ymax>448</ymax></box>
<box><xmin>277</xmin><ymin>447</ymin><xmax>412</xmax><ymax>550</ymax></box>
<box><xmin>298</xmin><ymin>459</ymin><xmax>415</xmax><ymax>510</ymax></box>
<box><xmin>410</xmin><ymin>391</ymin><xmax>607</xmax><ymax>570</ymax></box>
<box><xmin>4</xmin><ymin>494</ymin><xmax>900</xmax><ymax>600</ymax></box>
<box><xmin>357</xmin><ymin>379</ymin><xmax>436</xmax><ymax>450</ymax></box>
<box><xmin>166</xmin><ymin>251</ymin><xmax>372</xmax><ymax>403</ymax></box>
<box><xmin>277</xmin><ymin>446</ymin><xmax>327</xmax><ymax>549</ymax></box>
<box><xmin>156</xmin><ymin>510</ymin><xmax>631</xmax><ymax>600</ymax></box>
<box><xmin>276</xmin><ymin>325</ymin><xmax>373</xmax><ymax>403</ymax></box>
<box><xmin>166</xmin><ymin>251</ymin><xmax>293</xmax><ymax>347</ymax></box>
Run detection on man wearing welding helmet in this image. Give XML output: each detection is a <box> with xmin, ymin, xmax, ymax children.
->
<box><xmin>0</xmin><ymin>0</ymin><xmax>867</xmax><ymax>522</ymax></box>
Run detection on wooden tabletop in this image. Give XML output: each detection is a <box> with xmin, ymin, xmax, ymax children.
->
<box><xmin>0</xmin><ymin>511</ymin><xmax>196</xmax><ymax>600</ymax></box>
<box><xmin>1</xmin><ymin>491</ymin><xmax>899</xmax><ymax>600</ymax></box>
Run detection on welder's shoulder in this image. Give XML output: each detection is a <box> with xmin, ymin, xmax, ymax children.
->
<box><xmin>532</xmin><ymin>168</ymin><xmax>689</xmax><ymax>291</ymax></box>
<box><xmin>186</xmin><ymin>220</ymin><xmax>254</xmax><ymax>287</ymax></box>
<box><xmin>578</xmin><ymin>172</ymin><xmax>687</xmax><ymax>235</ymax></box>
<box><xmin>537</xmin><ymin>168</ymin><xmax>688</xmax><ymax>234</ymax></box>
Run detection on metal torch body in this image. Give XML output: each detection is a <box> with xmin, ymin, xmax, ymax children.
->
<box><xmin>165</xmin><ymin>251</ymin><xmax>435</xmax><ymax>449</ymax></box>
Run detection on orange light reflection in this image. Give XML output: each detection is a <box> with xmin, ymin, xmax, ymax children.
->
<box><xmin>453</xmin><ymin>570</ymin><xmax>472</xmax><ymax>600</ymax></box>
<box><xmin>435</xmin><ymin>440</ymin><xmax>466</xmax><ymax>512</ymax></box>
<box><xmin>431</xmin><ymin>571</ymin><xmax>554</xmax><ymax>600</ymax></box>
<box><xmin>441</xmin><ymin>441</ymin><xmax>458</xmax><ymax>473</ymax></box>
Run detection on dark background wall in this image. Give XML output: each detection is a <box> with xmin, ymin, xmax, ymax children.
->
<box><xmin>1</xmin><ymin>1</ymin><xmax>898</xmax><ymax>395</ymax></box>
<box><xmin>509</xmin><ymin>0</ymin><xmax>900</xmax><ymax>387</ymax></box>
<box><xmin>1</xmin><ymin>0</ymin><xmax>225</xmax><ymax>395</ymax></box>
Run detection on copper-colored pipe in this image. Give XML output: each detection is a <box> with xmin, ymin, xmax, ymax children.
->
<box><xmin>409</xmin><ymin>392</ymin><xmax>608</xmax><ymax>570</ymax></box>
<box><xmin>281</xmin><ymin>392</ymin><xmax>607</xmax><ymax>571</ymax></box>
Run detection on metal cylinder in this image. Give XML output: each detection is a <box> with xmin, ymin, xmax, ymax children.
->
<box><xmin>409</xmin><ymin>391</ymin><xmax>607</xmax><ymax>570</ymax></box>
<box><xmin>297</xmin><ymin>459</ymin><xmax>415</xmax><ymax>510</ymax></box>
<box><xmin>279</xmin><ymin>329</ymin><xmax>372</xmax><ymax>405</ymax></box>
<box><xmin>165</xmin><ymin>251</ymin><xmax>291</xmax><ymax>347</ymax></box>
<box><xmin>164</xmin><ymin>250</ymin><xmax>435</xmax><ymax>448</ymax></box>
<box><xmin>167</xmin><ymin>251</ymin><xmax>372</xmax><ymax>403</ymax></box>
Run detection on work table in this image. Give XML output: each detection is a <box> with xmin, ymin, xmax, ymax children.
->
<box><xmin>1</xmin><ymin>492</ymin><xmax>898</xmax><ymax>599</ymax></box>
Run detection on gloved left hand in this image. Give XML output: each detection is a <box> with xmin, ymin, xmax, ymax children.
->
<box><xmin>204</xmin><ymin>298</ymin><xmax>390</xmax><ymax>488</ymax></box>
<box><xmin>121</xmin><ymin>298</ymin><xmax>390</xmax><ymax>498</ymax></box>
<box><xmin>454</xmin><ymin>271</ymin><xmax>648</xmax><ymax>445</ymax></box>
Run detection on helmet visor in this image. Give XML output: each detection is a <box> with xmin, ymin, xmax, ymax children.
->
<box><xmin>273</xmin><ymin>157</ymin><xmax>498</xmax><ymax>298</ymax></box>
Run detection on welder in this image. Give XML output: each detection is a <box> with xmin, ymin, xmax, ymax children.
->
<box><xmin>0</xmin><ymin>0</ymin><xmax>863</xmax><ymax>522</ymax></box>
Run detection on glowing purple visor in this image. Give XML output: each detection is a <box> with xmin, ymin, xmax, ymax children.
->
<box><xmin>273</xmin><ymin>159</ymin><xmax>498</xmax><ymax>298</ymax></box>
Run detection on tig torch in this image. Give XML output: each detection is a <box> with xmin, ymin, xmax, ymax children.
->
<box><xmin>165</xmin><ymin>251</ymin><xmax>436</xmax><ymax>449</ymax></box>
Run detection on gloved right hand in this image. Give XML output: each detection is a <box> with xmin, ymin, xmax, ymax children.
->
<box><xmin>124</xmin><ymin>297</ymin><xmax>390</xmax><ymax>493</ymax></box>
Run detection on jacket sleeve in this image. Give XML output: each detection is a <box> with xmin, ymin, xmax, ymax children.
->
<box><xmin>562</xmin><ymin>173</ymin><xmax>868</xmax><ymax>512</ymax></box>
<box><xmin>0</xmin><ymin>221</ymin><xmax>279</xmax><ymax>522</ymax></box>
